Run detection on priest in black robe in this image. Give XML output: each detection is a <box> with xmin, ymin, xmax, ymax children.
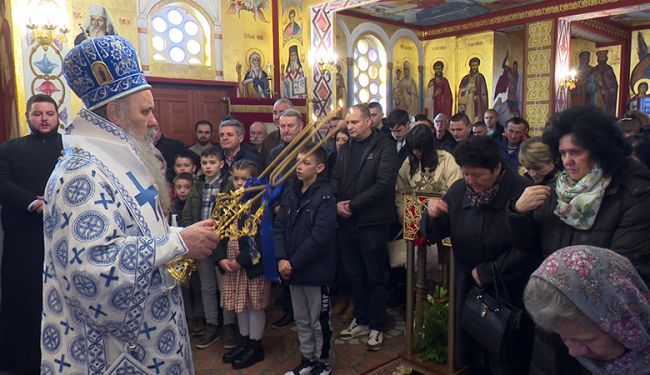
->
<box><xmin>0</xmin><ymin>94</ymin><xmax>62</xmax><ymax>374</ymax></box>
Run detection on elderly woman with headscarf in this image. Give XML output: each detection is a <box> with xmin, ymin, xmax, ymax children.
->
<box><xmin>524</xmin><ymin>245</ymin><xmax>650</xmax><ymax>375</ymax></box>
<box><xmin>507</xmin><ymin>105</ymin><xmax>650</xmax><ymax>375</ymax></box>
<box><xmin>425</xmin><ymin>136</ymin><xmax>537</xmax><ymax>374</ymax></box>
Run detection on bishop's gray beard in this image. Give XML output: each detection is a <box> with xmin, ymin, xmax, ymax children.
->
<box><xmin>128</xmin><ymin>127</ymin><xmax>171</xmax><ymax>216</ymax></box>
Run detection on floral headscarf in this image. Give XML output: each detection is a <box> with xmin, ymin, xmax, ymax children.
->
<box><xmin>532</xmin><ymin>245</ymin><xmax>650</xmax><ymax>375</ymax></box>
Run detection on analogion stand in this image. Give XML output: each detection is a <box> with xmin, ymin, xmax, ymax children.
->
<box><xmin>398</xmin><ymin>190</ymin><xmax>466</xmax><ymax>375</ymax></box>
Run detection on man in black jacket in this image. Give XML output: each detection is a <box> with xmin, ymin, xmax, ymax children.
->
<box><xmin>0</xmin><ymin>94</ymin><xmax>63</xmax><ymax>374</ymax></box>
<box><xmin>330</xmin><ymin>104</ymin><xmax>399</xmax><ymax>351</ymax></box>
<box><xmin>219</xmin><ymin>119</ymin><xmax>262</xmax><ymax>171</ymax></box>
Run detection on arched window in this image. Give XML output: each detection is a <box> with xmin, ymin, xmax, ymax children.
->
<box><xmin>353</xmin><ymin>35</ymin><xmax>387</xmax><ymax>109</ymax></box>
<box><xmin>150</xmin><ymin>3</ymin><xmax>211</xmax><ymax>66</ymax></box>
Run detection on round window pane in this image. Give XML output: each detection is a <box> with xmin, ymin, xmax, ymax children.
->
<box><xmin>152</xmin><ymin>36</ymin><xmax>166</xmax><ymax>51</ymax></box>
<box><xmin>370</xmin><ymin>82</ymin><xmax>379</xmax><ymax>95</ymax></box>
<box><xmin>353</xmin><ymin>65</ymin><xmax>360</xmax><ymax>77</ymax></box>
<box><xmin>379</xmin><ymin>83</ymin><xmax>387</xmax><ymax>96</ymax></box>
<box><xmin>379</xmin><ymin>66</ymin><xmax>387</xmax><ymax>81</ymax></box>
<box><xmin>359</xmin><ymin>88</ymin><xmax>370</xmax><ymax>103</ymax></box>
<box><xmin>184</xmin><ymin>21</ymin><xmax>199</xmax><ymax>36</ymax></box>
<box><xmin>358</xmin><ymin>56</ymin><xmax>368</xmax><ymax>71</ymax></box>
<box><xmin>358</xmin><ymin>72</ymin><xmax>369</xmax><ymax>87</ymax></box>
<box><xmin>368</xmin><ymin>48</ymin><xmax>377</xmax><ymax>62</ymax></box>
<box><xmin>169</xmin><ymin>28</ymin><xmax>183</xmax><ymax>43</ymax></box>
<box><xmin>152</xmin><ymin>17</ymin><xmax>167</xmax><ymax>33</ymax></box>
<box><xmin>187</xmin><ymin>39</ymin><xmax>201</xmax><ymax>55</ymax></box>
<box><xmin>188</xmin><ymin>57</ymin><xmax>201</xmax><ymax>65</ymax></box>
<box><xmin>170</xmin><ymin>47</ymin><xmax>186</xmax><ymax>63</ymax></box>
<box><xmin>368</xmin><ymin>65</ymin><xmax>378</xmax><ymax>80</ymax></box>
<box><xmin>353</xmin><ymin>82</ymin><xmax>360</xmax><ymax>92</ymax></box>
<box><xmin>357</xmin><ymin>39</ymin><xmax>368</xmax><ymax>54</ymax></box>
<box><xmin>153</xmin><ymin>53</ymin><xmax>165</xmax><ymax>61</ymax></box>
<box><xmin>167</xmin><ymin>9</ymin><xmax>183</xmax><ymax>25</ymax></box>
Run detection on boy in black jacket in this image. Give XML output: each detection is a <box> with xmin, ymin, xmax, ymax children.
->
<box><xmin>274</xmin><ymin>144</ymin><xmax>337</xmax><ymax>375</ymax></box>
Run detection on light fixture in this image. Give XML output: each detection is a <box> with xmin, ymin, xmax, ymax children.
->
<box><xmin>308</xmin><ymin>49</ymin><xmax>340</xmax><ymax>72</ymax></box>
<box><xmin>26</xmin><ymin>0</ymin><xmax>69</xmax><ymax>50</ymax></box>
<box><xmin>559</xmin><ymin>69</ymin><xmax>577</xmax><ymax>90</ymax></box>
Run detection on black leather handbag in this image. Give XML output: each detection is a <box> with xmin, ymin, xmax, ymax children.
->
<box><xmin>460</xmin><ymin>264</ymin><xmax>522</xmax><ymax>361</ymax></box>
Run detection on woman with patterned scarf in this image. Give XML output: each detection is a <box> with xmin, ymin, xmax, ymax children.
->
<box><xmin>507</xmin><ymin>105</ymin><xmax>650</xmax><ymax>375</ymax></box>
<box><xmin>425</xmin><ymin>136</ymin><xmax>537</xmax><ymax>374</ymax></box>
<box><xmin>524</xmin><ymin>245</ymin><xmax>650</xmax><ymax>375</ymax></box>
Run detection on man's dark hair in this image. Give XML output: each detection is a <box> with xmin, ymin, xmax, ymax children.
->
<box><xmin>454</xmin><ymin>136</ymin><xmax>502</xmax><ymax>171</ymax></box>
<box><xmin>200</xmin><ymin>146</ymin><xmax>223</xmax><ymax>160</ymax></box>
<box><xmin>194</xmin><ymin>120</ymin><xmax>213</xmax><ymax>132</ymax></box>
<box><xmin>368</xmin><ymin>102</ymin><xmax>383</xmax><ymax>113</ymax></box>
<box><xmin>331</xmin><ymin>116</ymin><xmax>342</xmax><ymax>122</ymax></box>
<box><xmin>543</xmin><ymin>105</ymin><xmax>631</xmax><ymax>178</ymax></box>
<box><xmin>26</xmin><ymin>94</ymin><xmax>59</xmax><ymax>114</ymax></box>
<box><xmin>299</xmin><ymin>142</ymin><xmax>327</xmax><ymax>166</ymax></box>
<box><xmin>386</xmin><ymin>108</ymin><xmax>410</xmax><ymax>129</ymax></box>
<box><xmin>507</xmin><ymin>116</ymin><xmax>530</xmax><ymax>131</ymax></box>
<box><xmin>406</xmin><ymin>124</ymin><xmax>438</xmax><ymax>179</ymax></box>
<box><xmin>450</xmin><ymin>113</ymin><xmax>470</xmax><ymax>125</ymax></box>
<box><xmin>173</xmin><ymin>172</ymin><xmax>195</xmax><ymax>185</ymax></box>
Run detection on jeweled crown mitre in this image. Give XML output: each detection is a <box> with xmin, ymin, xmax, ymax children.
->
<box><xmin>63</xmin><ymin>35</ymin><xmax>151</xmax><ymax>110</ymax></box>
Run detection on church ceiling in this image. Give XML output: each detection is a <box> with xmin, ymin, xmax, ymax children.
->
<box><xmin>347</xmin><ymin>0</ymin><xmax>544</xmax><ymax>27</ymax></box>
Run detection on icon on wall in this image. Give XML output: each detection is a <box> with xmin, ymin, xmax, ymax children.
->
<box><xmin>226</xmin><ymin>0</ymin><xmax>269</xmax><ymax>23</ymax></box>
<box><xmin>74</xmin><ymin>4</ymin><xmax>117</xmax><ymax>46</ymax></box>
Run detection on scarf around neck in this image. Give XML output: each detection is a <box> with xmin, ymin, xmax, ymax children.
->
<box><xmin>554</xmin><ymin>164</ymin><xmax>611</xmax><ymax>230</ymax></box>
<box><xmin>532</xmin><ymin>245</ymin><xmax>650</xmax><ymax>375</ymax></box>
<box><xmin>465</xmin><ymin>168</ymin><xmax>505</xmax><ymax>208</ymax></box>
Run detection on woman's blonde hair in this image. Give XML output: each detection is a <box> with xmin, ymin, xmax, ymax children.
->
<box><xmin>519</xmin><ymin>137</ymin><xmax>553</xmax><ymax>170</ymax></box>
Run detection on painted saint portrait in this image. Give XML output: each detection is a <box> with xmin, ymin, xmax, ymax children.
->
<box><xmin>284</xmin><ymin>9</ymin><xmax>301</xmax><ymax>37</ymax></box>
<box><xmin>424</xmin><ymin>60</ymin><xmax>452</xmax><ymax>118</ymax></box>
<box><xmin>458</xmin><ymin>57</ymin><xmax>488</xmax><ymax>123</ymax></box>
<box><xmin>282</xmin><ymin>45</ymin><xmax>306</xmax><ymax>99</ymax></box>
<box><xmin>236</xmin><ymin>51</ymin><xmax>271</xmax><ymax>98</ymax></box>
<box><xmin>74</xmin><ymin>5</ymin><xmax>117</xmax><ymax>46</ymax></box>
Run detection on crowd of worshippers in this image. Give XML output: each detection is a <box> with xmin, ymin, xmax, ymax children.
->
<box><xmin>151</xmin><ymin>99</ymin><xmax>650</xmax><ymax>374</ymax></box>
<box><xmin>2</xmin><ymin>85</ymin><xmax>650</xmax><ymax>375</ymax></box>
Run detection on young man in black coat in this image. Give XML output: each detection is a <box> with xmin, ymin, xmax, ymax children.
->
<box><xmin>0</xmin><ymin>94</ymin><xmax>63</xmax><ymax>374</ymax></box>
<box><xmin>330</xmin><ymin>104</ymin><xmax>399</xmax><ymax>351</ymax></box>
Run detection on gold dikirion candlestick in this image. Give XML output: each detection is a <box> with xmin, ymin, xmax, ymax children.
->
<box><xmin>165</xmin><ymin>109</ymin><xmax>342</xmax><ymax>285</ymax></box>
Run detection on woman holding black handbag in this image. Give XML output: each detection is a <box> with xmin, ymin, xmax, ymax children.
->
<box><xmin>424</xmin><ymin>136</ymin><xmax>537</xmax><ymax>374</ymax></box>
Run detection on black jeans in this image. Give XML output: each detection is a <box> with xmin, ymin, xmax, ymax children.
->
<box><xmin>339</xmin><ymin>223</ymin><xmax>389</xmax><ymax>331</ymax></box>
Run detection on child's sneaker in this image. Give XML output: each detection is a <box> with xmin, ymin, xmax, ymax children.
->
<box><xmin>338</xmin><ymin>318</ymin><xmax>369</xmax><ymax>340</ymax></box>
<box><xmin>312</xmin><ymin>361</ymin><xmax>332</xmax><ymax>375</ymax></box>
<box><xmin>283</xmin><ymin>357</ymin><xmax>315</xmax><ymax>375</ymax></box>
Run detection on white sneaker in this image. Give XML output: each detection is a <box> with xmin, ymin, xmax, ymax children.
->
<box><xmin>367</xmin><ymin>330</ymin><xmax>383</xmax><ymax>351</ymax></box>
<box><xmin>338</xmin><ymin>318</ymin><xmax>369</xmax><ymax>340</ymax></box>
<box><xmin>283</xmin><ymin>357</ymin><xmax>314</xmax><ymax>375</ymax></box>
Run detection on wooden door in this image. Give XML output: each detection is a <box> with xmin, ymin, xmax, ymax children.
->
<box><xmin>149</xmin><ymin>77</ymin><xmax>237</xmax><ymax>145</ymax></box>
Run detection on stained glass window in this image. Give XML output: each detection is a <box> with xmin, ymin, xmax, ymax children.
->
<box><xmin>353</xmin><ymin>35</ymin><xmax>387</xmax><ymax>109</ymax></box>
<box><xmin>150</xmin><ymin>5</ymin><xmax>210</xmax><ymax>65</ymax></box>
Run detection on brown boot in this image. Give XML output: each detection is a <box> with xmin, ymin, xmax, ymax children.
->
<box><xmin>331</xmin><ymin>296</ymin><xmax>349</xmax><ymax>315</ymax></box>
<box><xmin>341</xmin><ymin>301</ymin><xmax>355</xmax><ymax>322</ymax></box>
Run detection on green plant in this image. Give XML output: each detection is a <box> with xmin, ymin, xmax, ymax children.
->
<box><xmin>414</xmin><ymin>286</ymin><xmax>449</xmax><ymax>364</ymax></box>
